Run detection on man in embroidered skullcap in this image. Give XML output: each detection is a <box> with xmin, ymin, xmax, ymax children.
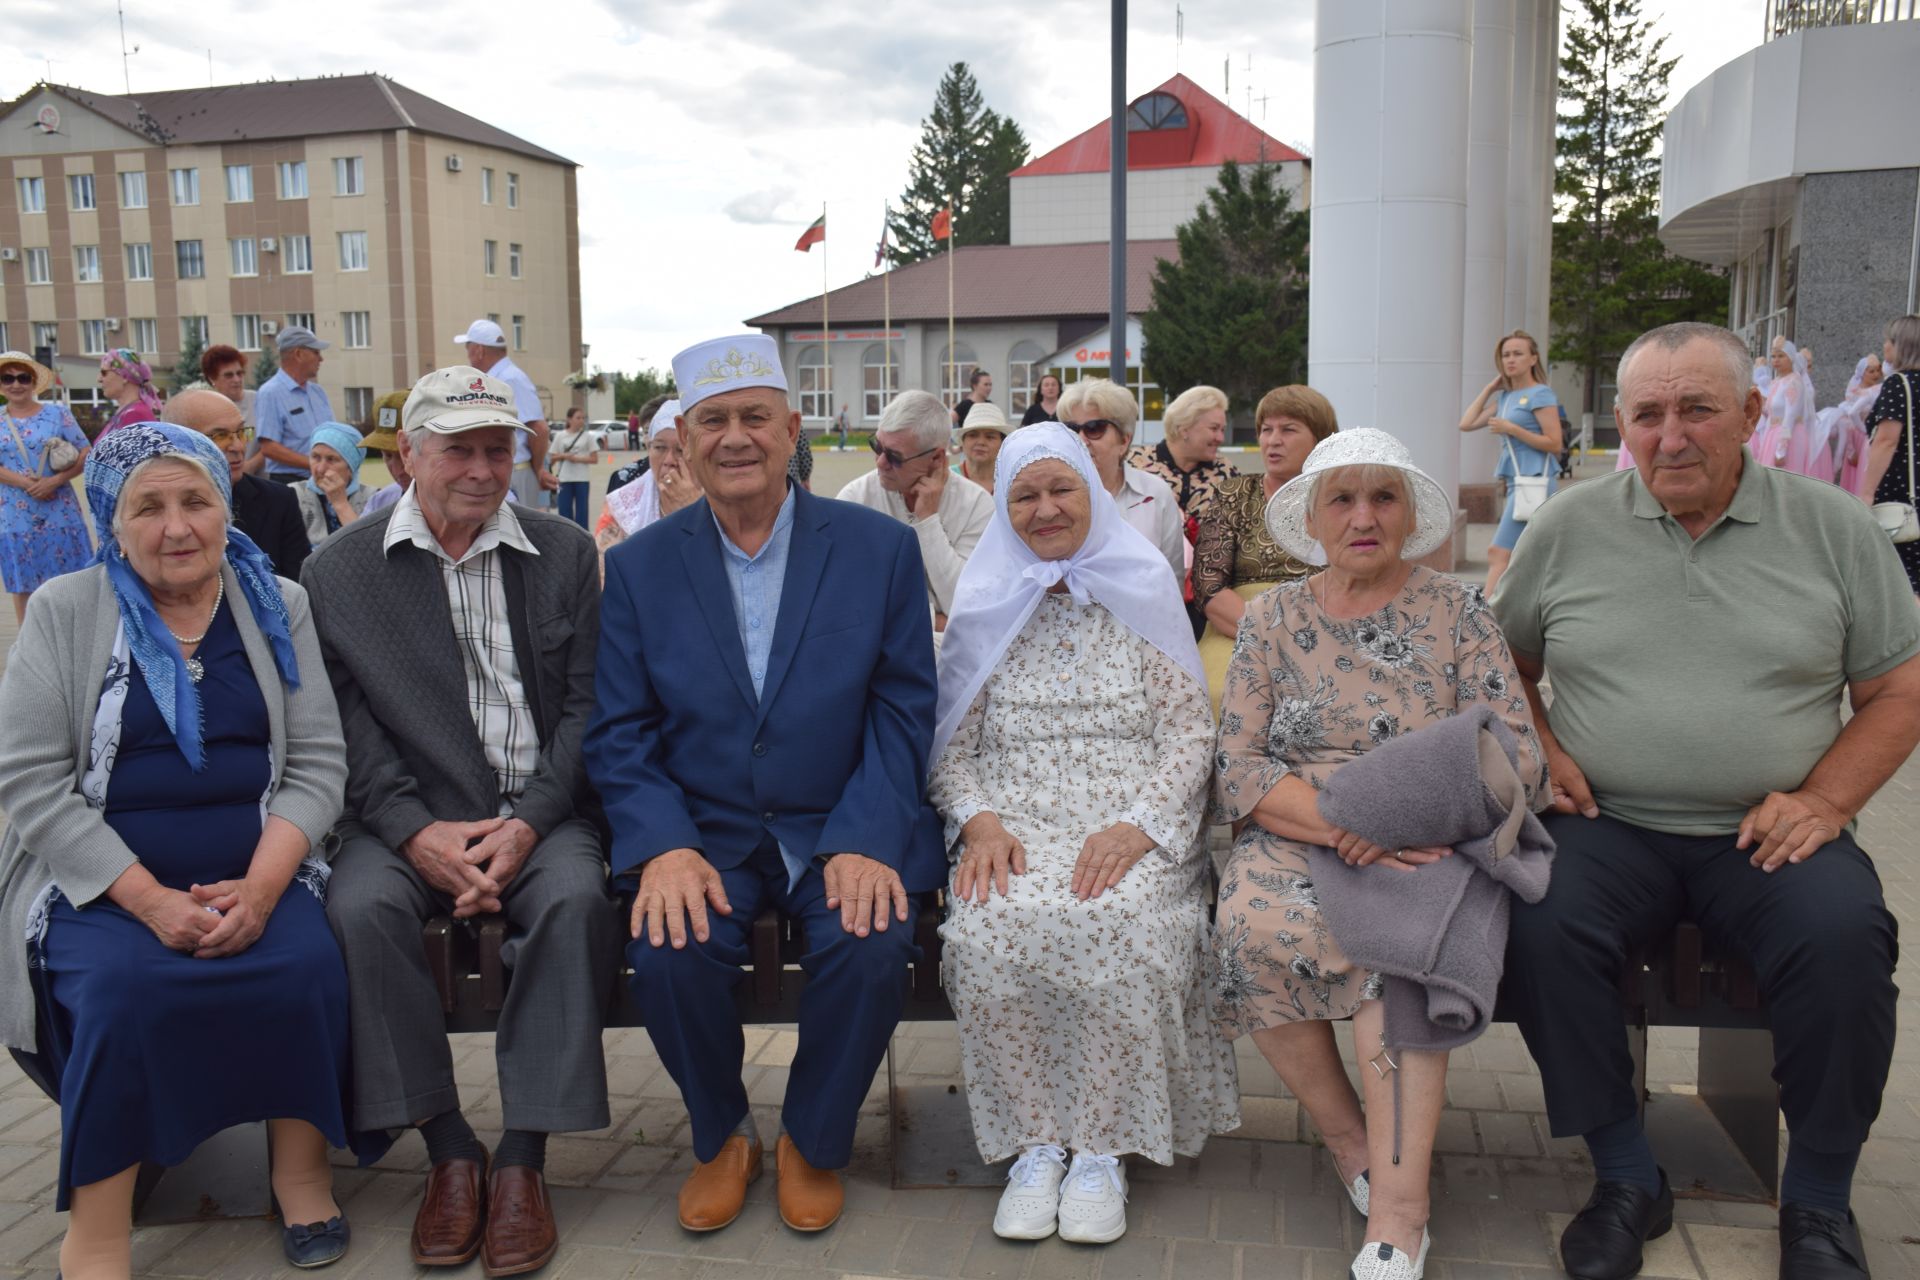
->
<box><xmin>303</xmin><ymin>366</ymin><xmax>615</xmax><ymax>1277</ymax></box>
<box><xmin>587</xmin><ymin>333</ymin><xmax>945</xmax><ymax>1236</ymax></box>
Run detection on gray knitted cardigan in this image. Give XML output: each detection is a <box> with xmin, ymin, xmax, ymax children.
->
<box><xmin>0</xmin><ymin>564</ymin><xmax>346</xmax><ymax>1052</ymax></box>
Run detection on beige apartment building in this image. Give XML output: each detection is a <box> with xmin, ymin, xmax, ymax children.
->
<box><xmin>0</xmin><ymin>75</ymin><xmax>580</xmax><ymax>426</ymax></box>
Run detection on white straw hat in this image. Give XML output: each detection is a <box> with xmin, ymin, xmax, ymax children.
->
<box><xmin>1263</xmin><ymin>428</ymin><xmax>1454</xmax><ymax>562</ymax></box>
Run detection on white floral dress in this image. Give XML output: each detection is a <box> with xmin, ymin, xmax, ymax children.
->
<box><xmin>930</xmin><ymin>594</ymin><xmax>1242</xmax><ymax>1164</ymax></box>
<box><xmin>1210</xmin><ymin>567</ymin><xmax>1546</xmax><ymax>1037</ymax></box>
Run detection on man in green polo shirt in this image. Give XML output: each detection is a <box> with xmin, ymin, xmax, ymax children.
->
<box><xmin>1494</xmin><ymin>322</ymin><xmax>1920</xmax><ymax>1280</ymax></box>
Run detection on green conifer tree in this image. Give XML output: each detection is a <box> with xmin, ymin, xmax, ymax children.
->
<box><xmin>888</xmin><ymin>64</ymin><xmax>1028</xmax><ymax>265</ymax></box>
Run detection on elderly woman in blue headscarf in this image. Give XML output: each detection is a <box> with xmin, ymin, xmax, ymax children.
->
<box><xmin>0</xmin><ymin>423</ymin><xmax>363</xmax><ymax>1275</ymax></box>
<box><xmin>294</xmin><ymin>421</ymin><xmax>371</xmax><ymax>546</ymax></box>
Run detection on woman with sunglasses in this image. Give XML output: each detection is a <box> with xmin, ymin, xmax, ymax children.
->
<box><xmin>0</xmin><ymin>351</ymin><xmax>94</xmax><ymax>625</ymax></box>
<box><xmin>1057</xmin><ymin>378</ymin><xmax>1185</xmax><ymax>583</ymax></box>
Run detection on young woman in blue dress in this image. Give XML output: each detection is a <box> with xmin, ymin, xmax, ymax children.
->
<box><xmin>1458</xmin><ymin>330</ymin><xmax>1564</xmax><ymax>598</ymax></box>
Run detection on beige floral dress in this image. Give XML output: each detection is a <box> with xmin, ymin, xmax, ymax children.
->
<box><xmin>1210</xmin><ymin>567</ymin><xmax>1546</xmax><ymax>1038</ymax></box>
<box><xmin>931</xmin><ymin>594</ymin><xmax>1242</xmax><ymax>1164</ymax></box>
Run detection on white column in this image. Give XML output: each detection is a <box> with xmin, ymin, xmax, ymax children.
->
<box><xmin>1461</xmin><ymin>0</ymin><xmax>1516</xmax><ymax>488</ymax></box>
<box><xmin>1504</xmin><ymin>0</ymin><xmax>1538</xmax><ymax>331</ymax></box>
<box><xmin>1526</xmin><ymin>0</ymin><xmax>1558</xmax><ymax>346</ymax></box>
<box><xmin>1309</xmin><ymin>0</ymin><xmax>1475</xmax><ymax>509</ymax></box>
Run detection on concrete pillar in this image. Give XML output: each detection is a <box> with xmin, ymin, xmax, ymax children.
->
<box><xmin>1460</xmin><ymin>0</ymin><xmax>1516</xmax><ymax>520</ymax></box>
<box><xmin>1504</xmin><ymin>0</ymin><xmax>1538</xmax><ymax>336</ymax></box>
<box><xmin>1310</xmin><ymin>0</ymin><xmax>1475</xmax><ymax>547</ymax></box>
<box><xmin>1527</xmin><ymin>0</ymin><xmax>1558</xmax><ymax>347</ymax></box>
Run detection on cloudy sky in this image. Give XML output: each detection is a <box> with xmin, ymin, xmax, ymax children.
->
<box><xmin>12</xmin><ymin>0</ymin><xmax>1763</xmax><ymax>376</ymax></box>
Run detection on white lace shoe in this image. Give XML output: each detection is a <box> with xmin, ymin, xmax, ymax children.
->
<box><xmin>993</xmin><ymin>1145</ymin><xmax>1068</xmax><ymax>1240</ymax></box>
<box><xmin>1349</xmin><ymin>1230</ymin><xmax>1431</xmax><ymax>1280</ymax></box>
<box><xmin>1056</xmin><ymin>1152</ymin><xmax>1128</xmax><ymax>1244</ymax></box>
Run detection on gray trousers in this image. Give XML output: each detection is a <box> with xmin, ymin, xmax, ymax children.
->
<box><xmin>509</xmin><ymin>464</ymin><xmax>545</xmax><ymax>509</ymax></box>
<box><xmin>325</xmin><ymin>818</ymin><xmax>617</xmax><ymax>1134</ymax></box>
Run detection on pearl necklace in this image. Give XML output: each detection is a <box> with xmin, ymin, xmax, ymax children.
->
<box><xmin>164</xmin><ymin>579</ymin><xmax>225</xmax><ymax>683</ymax></box>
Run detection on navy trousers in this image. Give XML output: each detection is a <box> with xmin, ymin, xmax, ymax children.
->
<box><xmin>628</xmin><ymin>843</ymin><xmax>918</xmax><ymax>1169</ymax></box>
<box><xmin>1505</xmin><ymin>813</ymin><xmax>1899</xmax><ymax>1154</ymax></box>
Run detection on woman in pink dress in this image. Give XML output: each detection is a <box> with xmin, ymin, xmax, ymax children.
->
<box><xmin>1754</xmin><ymin>338</ymin><xmax>1815</xmax><ymax>473</ymax></box>
<box><xmin>1831</xmin><ymin>355</ymin><xmax>1886</xmax><ymax>496</ymax></box>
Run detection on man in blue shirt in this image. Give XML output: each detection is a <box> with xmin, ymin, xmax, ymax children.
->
<box><xmin>254</xmin><ymin>325</ymin><xmax>334</xmax><ymax>482</ymax></box>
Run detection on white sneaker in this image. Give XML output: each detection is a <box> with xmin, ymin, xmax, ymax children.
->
<box><xmin>1056</xmin><ymin>1152</ymin><xmax>1128</xmax><ymax>1244</ymax></box>
<box><xmin>993</xmin><ymin>1145</ymin><xmax>1068</xmax><ymax>1240</ymax></box>
<box><xmin>1343</xmin><ymin>1166</ymin><xmax>1371</xmax><ymax>1216</ymax></box>
<box><xmin>1349</xmin><ymin>1230</ymin><xmax>1431</xmax><ymax>1280</ymax></box>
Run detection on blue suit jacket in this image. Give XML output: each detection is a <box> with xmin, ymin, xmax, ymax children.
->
<box><xmin>587</xmin><ymin>486</ymin><xmax>947</xmax><ymax>892</ymax></box>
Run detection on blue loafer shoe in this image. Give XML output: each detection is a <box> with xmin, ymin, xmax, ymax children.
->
<box><xmin>284</xmin><ymin>1215</ymin><xmax>351</xmax><ymax>1269</ymax></box>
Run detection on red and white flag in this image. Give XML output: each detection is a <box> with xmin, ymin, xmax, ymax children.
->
<box><xmin>794</xmin><ymin>213</ymin><xmax>826</xmax><ymax>253</ymax></box>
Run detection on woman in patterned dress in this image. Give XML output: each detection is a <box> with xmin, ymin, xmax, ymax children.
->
<box><xmin>931</xmin><ymin>424</ymin><xmax>1239</xmax><ymax>1246</ymax></box>
<box><xmin>0</xmin><ymin>351</ymin><xmax>93</xmax><ymax>623</ymax></box>
<box><xmin>1863</xmin><ymin>314</ymin><xmax>1920</xmax><ymax>598</ymax></box>
<box><xmin>1211</xmin><ymin>429</ymin><xmax>1545</xmax><ymax>1280</ymax></box>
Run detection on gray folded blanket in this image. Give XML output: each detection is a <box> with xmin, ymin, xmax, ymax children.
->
<box><xmin>1309</xmin><ymin>704</ymin><xmax>1554</xmax><ymax>1053</ymax></box>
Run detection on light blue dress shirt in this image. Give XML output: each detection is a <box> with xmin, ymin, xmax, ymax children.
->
<box><xmin>254</xmin><ymin>369</ymin><xmax>336</xmax><ymax>479</ymax></box>
<box><xmin>713</xmin><ymin>486</ymin><xmax>804</xmax><ymax>884</ymax></box>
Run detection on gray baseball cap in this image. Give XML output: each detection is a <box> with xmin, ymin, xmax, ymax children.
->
<box><xmin>277</xmin><ymin>325</ymin><xmax>330</xmax><ymax>353</ymax></box>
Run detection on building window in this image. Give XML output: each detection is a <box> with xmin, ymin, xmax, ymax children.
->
<box><xmin>333</xmin><ymin>156</ymin><xmax>365</xmax><ymax>197</ymax></box>
<box><xmin>342</xmin><ymin>311</ymin><xmax>371</xmax><ymax>349</ymax></box>
<box><xmin>233</xmin><ymin>314</ymin><xmax>262</xmax><ymax>352</ymax></box>
<box><xmin>483</xmin><ymin>239</ymin><xmax>497</xmax><ymax>275</ymax></box>
<box><xmin>1006</xmin><ymin>340</ymin><xmax>1047</xmax><ymax>415</ymax></box>
<box><xmin>24</xmin><ymin>247</ymin><xmax>51</xmax><ymax>285</ymax></box>
<box><xmin>74</xmin><ymin>245</ymin><xmax>102</xmax><ymax>283</ymax></box>
<box><xmin>286</xmin><ymin>312</ymin><xmax>315</xmax><ymax>332</ymax></box>
<box><xmin>176</xmin><ymin>239</ymin><xmax>205</xmax><ymax>279</ymax></box>
<box><xmin>862</xmin><ymin>343</ymin><xmax>901</xmax><ymax>420</ymax></box>
<box><xmin>343</xmin><ymin>387</ymin><xmax>374</xmax><ymax>425</ymax></box>
<box><xmin>16</xmin><ymin>177</ymin><xmax>45</xmax><ymax>214</ymax></box>
<box><xmin>1126</xmin><ymin>92</ymin><xmax>1189</xmax><ymax>131</ymax></box>
<box><xmin>0</xmin><ymin>323</ymin><xmax>7</xmax><ymax>352</ymax></box>
<box><xmin>795</xmin><ymin>345</ymin><xmax>831</xmax><ymax>420</ymax></box>
<box><xmin>32</xmin><ymin>322</ymin><xmax>59</xmax><ymax>355</ymax></box>
<box><xmin>507</xmin><ymin>172</ymin><xmax>519</xmax><ymax>208</ymax></box>
<box><xmin>131</xmin><ymin>318</ymin><xmax>158</xmax><ymax>353</ymax></box>
<box><xmin>481</xmin><ymin>167</ymin><xmax>494</xmax><ymax>204</ymax></box>
<box><xmin>80</xmin><ymin>320</ymin><xmax>107</xmax><ymax>355</ymax></box>
<box><xmin>939</xmin><ymin>343</ymin><xmax>979</xmax><ymax>411</ymax></box>
<box><xmin>284</xmin><ymin>234</ymin><xmax>313</xmax><ymax>274</ymax></box>
<box><xmin>125</xmin><ymin>241</ymin><xmax>153</xmax><ymax>280</ymax></box>
<box><xmin>180</xmin><ymin>315</ymin><xmax>208</xmax><ymax>348</ymax></box>
<box><xmin>487</xmin><ymin>312</ymin><xmax>500</xmax><ymax>325</ymax></box>
<box><xmin>229</xmin><ymin>237</ymin><xmax>258</xmax><ymax>277</ymax></box>
<box><xmin>169</xmin><ymin>167</ymin><xmax>199</xmax><ymax>206</ymax></box>
<box><xmin>508</xmin><ymin>243</ymin><xmax>522</xmax><ymax>278</ymax></box>
<box><xmin>512</xmin><ymin>315</ymin><xmax>525</xmax><ymax>350</ymax></box>
<box><xmin>69</xmin><ymin>173</ymin><xmax>97</xmax><ymax>211</ymax></box>
<box><xmin>118</xmin><ymin>170</ymin><xmax>147</xmax><ymax>208</ymax></box>
<box><xmin>277</xmin><ymin>161</ymin><xmax>308</xmax><ymax>199</ymax></box>
<box><xmin>337</xmin><ymin>231</ymin><xmax>368</xmax><ymax>272</ymax></box>
<box><xmin>224</xmin><ymin>164</ymin><xmax>253</xmax><ymax>203</ymax></box>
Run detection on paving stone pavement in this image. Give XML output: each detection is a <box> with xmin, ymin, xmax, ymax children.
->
<box><xmin>0</xmin><ymin>477</ymin><xmax>1916</xmax><ymax>1279</ymax></box>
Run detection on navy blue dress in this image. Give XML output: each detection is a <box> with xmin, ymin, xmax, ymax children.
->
<box><xmin>35</xmin><ymin>600</ymin><xmax>355</xmax><ymax>1209</ymax></box>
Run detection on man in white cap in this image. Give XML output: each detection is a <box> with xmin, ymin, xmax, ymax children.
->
<box><xmin>304</xmin><ymin>366</ymin><xmax>614</xmax><ymax>1277</ymax></box>
<box><xmin>457</xmin><ymin>319</ymin><xmax>556</xmax><ymax>508</ymax></box>
<box><xmin>255</xmin><ymin>325</ymin><xmax>334</xmax><ymax>482</ymax></box>
<box><xmin>586</xmin><ymin>334</ymin><xmax>946</xmax><ymax>1237</ymax></box>
<box><xmin>836</xmin><ymin>388</ymin><xmax>993</xmax><ymax>632</ymax></box>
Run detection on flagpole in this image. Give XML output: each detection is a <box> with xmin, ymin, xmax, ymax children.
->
<box><xmin>820</xmin><ymin>201</ymin><xmax>829</xmax><ymax>425</ymax></box>
<box><xmin>884</xmin><ymin>216</ymin><xmax>893</xmax><ymax>407</ymax></box>
<box><xmin>947</xmin><ymin>198</ymin><xmax>956</xmax><ymax>411</ymax></box>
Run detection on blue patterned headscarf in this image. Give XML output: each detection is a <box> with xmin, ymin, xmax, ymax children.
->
<box><xmin>305</xmin><ymin>422</ymin><xmax>366</xmax><ymax>499</ymax></box>
<box><xmin>84</xmin><ymin>423</ymin><xmax>300</xmax><ymax>770</ymax></box>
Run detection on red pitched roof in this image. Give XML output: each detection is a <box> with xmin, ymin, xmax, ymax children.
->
<box><xmin>745</xmin><ymin>240</ymin><xmax>1178</xmax><ymax>328</ymax></box>
<box><xmin>1012</xmin><ymin>73</ymin><xmax>1304</xmax><ymax>178</ymax></box>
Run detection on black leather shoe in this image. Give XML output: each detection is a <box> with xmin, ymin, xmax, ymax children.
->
<box><xmin>1779</xmin><ymin>1203</ymin><xmax>1870</xmax><ymax>1279</ymax></box>
<box><xmin>1559</xmin><ymin>1170</ymin><xmax>1673</xmax><ymax>1280</ymax></box>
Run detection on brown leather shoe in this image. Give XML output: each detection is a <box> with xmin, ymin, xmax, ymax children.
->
<box><xmin>677</xmin><ymin>1135</ymin><xmax>763</xmax><ymax>1231</ymax></box>
<box><xmin>411</xmin><ymin>1155</ymin><xmax>488</xmax><ymax>1266</ymax></box>
<box><xmin>774</xmin><ymin>1134</ymin><xmax>843</xmax><ymax>1232</ymax></box>
<box><xmin>481</xmin><ymin>1166</ymin><xmax>558</xmax><ymax>1277</ymax></box>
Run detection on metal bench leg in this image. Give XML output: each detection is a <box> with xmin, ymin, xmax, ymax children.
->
<box><xmin>132</xmin><ymin>1121</ymin><xmax>273</xmax><ymax>1224</ymax></box>
<box><xmin>1697</xmin><ymin>1026</ymin><xmax>1780</xmax><ymax>1193</ymax></box>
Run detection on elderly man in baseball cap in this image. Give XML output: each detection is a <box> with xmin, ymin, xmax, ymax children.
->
<box><xmin>358</xmin><ymin>390</ymin><xmax>413</xmax><ymax>515</ymax></box>
<box><xmin>457</xmin><ymin>318</ymin><xmax>557</xmax><ymax>509</ymax></box>
<box><xmin>304</xmin><ymin>366</ymin><xmax>615</xmax><ymax>1277</ymax></box>
<box><xmin>255</xmin><ymin>325</ymin><xmax>333</xmax><ymax>483</ymax></box>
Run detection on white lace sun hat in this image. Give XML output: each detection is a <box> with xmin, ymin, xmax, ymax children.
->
<box><xmin>1263</xmin><ymin>428</ymin><xmax>1454</xmax><ymax>563</ymax></box>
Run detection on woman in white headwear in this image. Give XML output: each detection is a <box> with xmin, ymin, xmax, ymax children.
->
<box><xmin>1755</xmin><ymin>337</ymin><xmax>1817</xmax><ymax>474</ymax></box>
<box><xmin>1826</xmin><ymin>354</ymin><xmax>1886</xmax><ymax>496</ymax></box>
<box><xmin>928</xmin><ymin>424</ymin><xmax>1239</xmax><ymax>1247</ymax></box>
<box><xmin>594</xmin><ymin>399</ymin><xmax>701</xmax><ymax>573</ymax></box>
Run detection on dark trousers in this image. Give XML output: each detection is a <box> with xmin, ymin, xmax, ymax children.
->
<box><xmin>628</xmin><ymin>843</ymin><xmax>917</xmax><ymax>1169</ymax></box>
<box><xmin>1504</xmin><ymin>813</ymin><xmax>1899</xmax><ymax>1155</ymax></box>
<box><xmin>557</xmin><ymin>480</ymin><xmax>590</xmax><ymax>529</ymax></box>
<box><xmin>325</xmin><ymin>818</ymin><xmax>619</xmax><ymax>1134</ymax></box>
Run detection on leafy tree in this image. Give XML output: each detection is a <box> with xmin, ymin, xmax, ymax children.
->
<box><xmin>1141</xmin><ymin>161</ymin><xmax>1310</xmax><ymax>413</ymax></box>
<box><xmin>614</xmin><ymin>366</ymin><xmax>676</xmax><ymax>417</ymax></box>
<box><xmin>1552</xmin><ymin>0</ymin><xmax>1727</xmax><ymax>417</ymax></box>
<box><xmin>251</xmin><ymin>345</ymin><xmax>278</xmax><ymax>389</ymax></box>
<box><xmin>170</xmin><ymin>324</ymin><xmax>207</xmax><ymax>392</ymax></box>
<box><xmin>888</xmin><ymin>63</ymin><xmax>1029</xmax><ymax>265</ymax></box>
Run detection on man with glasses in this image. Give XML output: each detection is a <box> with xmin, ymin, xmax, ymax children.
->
<box><xmin>835</xmin><ymin>388</ymin><xmax>993</xmax><ymax>633</ymax></box>
<box><xmin>161</xmin><ymin>387</ymin><xmax>309</xmax><ymax>578</ymax></box>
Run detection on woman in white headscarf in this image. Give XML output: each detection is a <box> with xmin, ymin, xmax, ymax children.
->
<box><xmin>928</xmin><ymin>424</ymin><xmax>1239</xmax><ymax>1247</ymax></box>
<box><xmin>1756</xmin><ymin>337</ymin><xmax>1817</xmax><ymax>474</ymax></box>
<box><xmin>1826</xmin><ymin>354</ymin><xmax>1886</xmax><ymax>496</ymax></box>
<box><xmin>594</xmin><ymin>399</ymin><xmax>701</xmax><ymax>574</ymax></box>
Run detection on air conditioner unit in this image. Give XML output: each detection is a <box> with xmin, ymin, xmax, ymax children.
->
<box><xmin>261</xmin><ymin>320</ymin><xmax>279</xmax><ymax>336</ymax></box>
<box><xmin>260</xmin><ymin>236</ymin><xmax>278</xmax><ymax>253</ymax></box>
<box><xmin>0</xmin><ymin>247</ymin><xmax>16</xmax><ymax>262</ymax></box>
<box><xmin>445</xmin><ymin>155</ymin><xmax>463</xmax><ymax>173</ymax></box>
<box><xmin>105</xmin><ymin>318</ymin><xmax>121</xmax><ymax>333</ymax></box>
